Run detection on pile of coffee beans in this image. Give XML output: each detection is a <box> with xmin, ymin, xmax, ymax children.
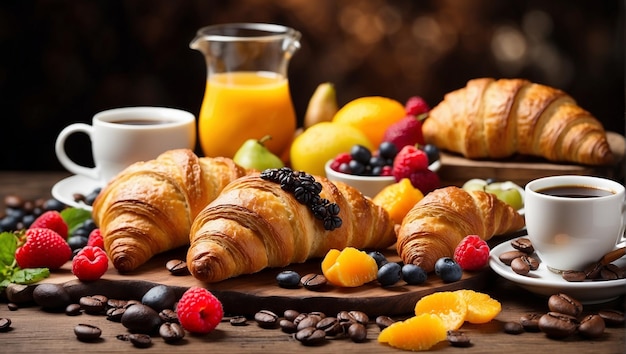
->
<box><xmin>504</xmin><ymin>292</ymin><xmax>624</xmax><ymax>340</ymax></box>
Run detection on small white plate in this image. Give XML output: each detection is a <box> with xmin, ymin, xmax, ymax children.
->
<box><xmin>51</xmin><ymin>175</ymin><xmax>103</xmax><ymax>211</ymax></box>
<box><xmin>489</xmin><ymin>236</ymin><xmax>626</xmax><ymax>304</ymax></box>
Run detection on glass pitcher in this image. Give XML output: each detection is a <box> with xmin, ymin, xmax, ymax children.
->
<box><xmin>190</xmin><ymin>23</ymin><xmax>301</xmax><ymax>160</ymax></box>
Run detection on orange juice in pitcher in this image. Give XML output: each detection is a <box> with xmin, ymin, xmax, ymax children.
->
<box><xmin>190</xmin><ymin>23</ymin><xmax>301</xmax><ymax>160</ymax></box>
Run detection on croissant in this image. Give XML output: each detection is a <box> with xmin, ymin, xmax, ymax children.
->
<box><xmin>187</xmin><ymin>172</ymin><xmax>396</xmax><ymax>283</ymax></box>
<box><xmin>396</xmin><ymin>186</ymin><xmax>525</xmax><ymax>273</ymax></box>
<box><xmin>92</xmin><ymin>149</ymin><xmax>247</xmax><ymax>272</ymax></box>
<box><xmin>423</xmin><ymin>78</ymin><xmax>614</xmax><ymax>165</ymax></box>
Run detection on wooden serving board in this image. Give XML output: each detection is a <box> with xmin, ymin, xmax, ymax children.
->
<box><xmin>34</xmin><ymin>245</ymin><xmax>497</xmax><ymax>317</ymax></box>
<box><xmin>438</xmin><ymin>131</ymin><xmax>625</xmax><ymax>187</ymax></box>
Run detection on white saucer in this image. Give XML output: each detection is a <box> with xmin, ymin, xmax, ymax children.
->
<box><xmin>51</xmin><ymin>175</ymin><xmax>103</xmax><ymax>211</ymax></box>
<box><xmin>489</xmin><ymin>236</ymin><xmax>626</xmax><ymax>304</ymax></box>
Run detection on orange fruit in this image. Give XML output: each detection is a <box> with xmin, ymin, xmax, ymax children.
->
<box><xmin>332</xmin><ymin>96</ymin><xmax>406</xmax><ymax>147</ymax></box>
<box><xmin>455</xmin><ymin>289</ymin><xmax>501</xmax><ymax>324</ymax></box>
<box><xmin>414</xmin><ymin>291</ymin><xmax>468</xmax><ymax>331</ymax></box>
<box><xmin>290</xmin><ymin>122</ymin><xmax>374</xmax><ymax>176</ymax></box>
<box><xmin>378</xmin><ymin>313</ymin><xmax>447</xmax><ymax>351</ymax></box>
<box><xmin>321</xmin><ymin>247</ymin><xmax>378</xmax><ymax>287</ymax></box>
<box><xmin>372</xmin><ymin>178</ymin><xmax>424</xmax><ymax>225</ymax></box>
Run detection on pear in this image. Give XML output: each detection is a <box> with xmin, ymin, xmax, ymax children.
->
<box><xmin>304</xmin><ymin>82</ymin><xmax>339</xmax><ymax>128</ymax></box>
<box><xmin>233</xmin><ymin>135</ymin><xmax>285</xmax><ymax>171</ymax></box>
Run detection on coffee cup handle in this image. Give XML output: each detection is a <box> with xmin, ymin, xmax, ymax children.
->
<box><xmin>55</xmin><ymin>123</ymin><xmax>99</xmax><ymax>180</ymax></box>
<box><xmin>620</xmin><ymin>199</ymin><xmax>626</xmax><ymax>246</ymax></box>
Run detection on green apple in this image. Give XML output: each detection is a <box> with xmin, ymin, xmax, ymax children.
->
<box><xmin>233</xmin><ymin>135</ymin><xmax>284</xmax><ymax>171</ymax></box>
<box><xmin>462</xmin><ymin>178</ymin><xmax>487</xmax><ymax>192</ymax></box>
<box><xmin>485</xmin><ymin>182</ymin><xmax>524</xmax><ymax>210</ymax></box>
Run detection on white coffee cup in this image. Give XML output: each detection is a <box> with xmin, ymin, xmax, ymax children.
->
<box><xmin>524</xmin><ymin>175</ymin><xmax>626</xmax><ymax>273</ymax></box>
<box><xmin>55</xmin><ymin>106</ymin><xmax>196</xmax><ymax>184</ymax></box>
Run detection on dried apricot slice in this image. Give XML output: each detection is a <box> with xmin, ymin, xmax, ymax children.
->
<box><xmin>321</xmin><ymin>247</ymin><xmax>378</xmax><ymax>287</ymax></box>
<box><xmin>378</xmin><ymin>313</ymin><xmax>447</xmax><ymax>351</ymax></box>
<box><xmin>455</xmin><ymin>289</ymin><xmax>501</xmax><ymax>324</ymax></box>
<box><xmin>414</xmin><ymin>291</ymin><xmax>467</xmax><ymax>330</ymax></box>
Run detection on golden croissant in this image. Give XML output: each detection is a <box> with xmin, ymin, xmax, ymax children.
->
<box><xmin>187</xmin><ymin>171</ymin><xmax>396</xmax><ymax>283</ymax></box>
<box><xmin>423</xmin><ymin>78</ymin><xmax>614</xmax><ymax>165</ymax></box>
<box><xmin>396</xmin><ymin>186</ymin><xmax>525</xmax><ymax>273</ymax></box>
<box><xmin>92</xmin><ymin>149</ymin><xmax>247</xmax><ymax>272</ymax></box>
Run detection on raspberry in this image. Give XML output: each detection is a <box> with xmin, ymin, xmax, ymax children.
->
<box><xmin>382</xmin><ymin>115</ymin><xmax>425</xmax><ymax>150</ymax></box>
<box><xmin>330</xmin><ymin>152</ymin><xmax>351</xmax><ymax>171</ymax></box>
<box><xmin>176</xmin><ymin>287</ymin><xmax>223</xmax><ymax>334</ymax></box>
<box><xmin>408</xmin><ymin>169</ymin><xmax>440</xmax><ymax>194</ymax></box>
<box><xmin>392</xmin><ymin>145</ymin><xmax>429</xmax><ymax>180</ymax></box>
<box><xmin>15</xmin><ymin>228</ymin><xmax>72</xmax><ymax>270</ymax></box>
<box><xmin>453</xmin><ymin>235</ymin><xmax>490</xmax><ymax>271</ymax></box>
<box><xmin>29</xmin><ymin>210</ymin><xmax>68</xmax><ymax>239</ymax></box>
<box><xmin>404</xmin><ymin>96</ymin><xmax>430</xmax><ymax>116</ymax></box>
<box><xmin>87</xmin><ymin>229</ymin><xmax>104</xmax><ymax>249</ymax></box>
<box><xmin>380</xmin><ymin>165</ymin><xmax>393</xmax><ymax>176</ymax></box>
<box><xmin>72</xmin><ymin>246</ymin><xmax>109</xmax><ymax>281</ymax></box>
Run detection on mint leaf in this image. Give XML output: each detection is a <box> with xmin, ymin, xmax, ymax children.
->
<box><xmin>10</xmin><ymin>268</ymin><xmax>50</xmax><ymax>284</ymax></box>
<box><xmin>0</xmin><ymin>232</ymin><xmax>17</xmax><ymax>267</ymax></box>
<box><xmin>61</xmin><ymin>207</ymin><xmax>93</xmax><ymax>236</ymax></box>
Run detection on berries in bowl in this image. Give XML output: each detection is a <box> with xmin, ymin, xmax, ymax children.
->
<box><xmin>325</xmin><ymin>142</ymin><xmax>441</xmax><ymax>198</ymax></box>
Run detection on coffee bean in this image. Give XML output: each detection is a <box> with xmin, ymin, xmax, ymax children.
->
<box><xmin>375</xmin><ymin>315</ymin><xmax>395</xmax><ymax>330</ymax></box>
<box><xmin>316</xmin><ymin>317</ymin><xmax>343</xmax><ymax>336</ymax></box>
<box><xmin>348</xmin><ymin>322</ymin><xmax>367</xmax><ymax>343</ymax></box>
<box><xmin>65</xmin><ymin>303</ymin><xmax>82</xmax><ymax>316</ymax></box>
<box><xmin>349</xmin><ymin>310</ymin><xmax>369</xmax><ymax>325</ymax></box>
<box><xmin>309</xmin><ymin>311</ymin><xmax>326</xmax><ymax>319</ymax></box>
<box><xmin>124</xmin><ymin>299</ymin><xmax>141</xmax><ymax>309</ymax></box>
<box><xmin>0</xmin><ymin>318</ymin><xmax>12</xmax><ymax>332</ymax></box>
<box><xmin>230</xmin><ymin>315</ymin><xmax>248</xmax><ymax>326</ymax></box>
<box><xmin>562</xmin><ymin>270</ymin><xmax>587</xmax><ymax>282</ymax></box>
<box><xmin>520</xmin><ymin>313</ymin><xmax>542</xmax><ymax>332</ymax></box>
<box><xmin>254</xmin><ymin>310</ymin><xmax>279</xmax><ymax>328</ymax></box>
<box><xmin>159</xmin><ymin>322</ymin><xmax>185</xmax><ymax>343</ymax></box>
<box><xmin>511</xmin><ymin>237</ymin><xmax>534</xmax><ymax>254</ymax></box>
<box><xmin>5</xmin><ymin>283</ymin><xmax>34</xmax><ymax>304</ymax></box>
<box><xmin>538</xmin><ymin>312</ymin><xmax>578</xmax><ymax>339</ymax></box>
<box><xmin>510</xmin><ymin>257</ymin><xmax>530</xmax><ymax>275</ymax></box>
<box><xmin>598</xmin><ymin>309</ymin><xmax>625</xmax><ymax>327</ymax></box>
<box><xmin>578</xmin><ymin>314</ymin><xmax>605</xmax><ymax>339</ymax></box>
<box><xmin>297</xmin><ymin>315</ymin><xmax>320</xmax><ymax>331</ymax></box>
<box><xmin>548</xmin><ymin>293</ymin><xmax>583</xmax><ymax>317</ymax></box>
<box><xmin>129</xmin><ymin>333</ymin><xmax>152</xmax><ymax>348</ymax></box>
<box><xmin>7</xmin><ymin>303</ymin><xmax>18</xmax><ymax>311</ymax></box>
<box><xmin>142</xmin><ymin>285</ymin><xmax>177</xmax><ymax>312</ymax></box>
<box><xmin>300</xmin><ymin>273</ymin><xmax>327</xmax><ymax>290</ymax></box>
<box><xmin>337</xmin><ymin>311</ymin><xmax>357</xmax><ymax>329</ymax></box>
<box><xmin>294</xmin><ymin>327</ymin><xmax>326</xmax><ymax>345</ymax></box>
<box><xmin>292</xmin><ymin>313</ymin><xmax>309</xmax><ymax>326</ymax></box>
<box><xmin>447</xmin><ymin>330</ymin><xmax>471</xmax><ymax>347</ymax></box>
<box><xmin>279</xmin><ymin>319</ymin><xmax>297</xmax><ymax>333</ymax></box>
<box><xmin>283</xmin><ymin>309</ymin><xmax>300</xmax><ymax>322</ymax></box>
<box><xmin>106</xmin><ymin>307</ymin><xmax>126</xmax><ymax>322</ymax></box>
<box><xmin>80</xmin><ymin>295</ymin><xmax>107</xmax><ymax>314</ymax></box>
<box><xmin>498</xmin><ymin>251</ymin><xmax>527</xmax><ymax>265</ymax></box>
<box><xmin>74</xmin><ymin>323</ymin><xmax>102</xmax><ymax>342</ymax></box>
<box><xmin>107</xmin><ymin>299</ymin><xmax>127</xmax><ymax>309</ymax></box>
<box><xmin>584</xmin><ymin>262</ymin><xmax>603</xmax><ymax>279</ymax></box>
<box><xmin>503</xmin><ymin>321</ymin><xmax>524</xmax><ymax>334</ymax></box>
<box><xmin>165</xmin><ymin>259</ymin><xmax>190</xmax><ymax>276</ymax></box>
<box><xmin>159</xmin><ymin>309</ymin><xmax>178</xmax><ymax>323</ymax></box>
<box><xmin>121</xmin><ymin>304</ymin><xmax>162</xmax><ymax>334</ymax></box>
<box><xmin>33</xmin><ymin>283</ymin><xmax>71</xmax><ymax>310</ymax></box>
<box><xmin>600</xmin><ymin>264</ymin><xmax>625</xmax><ymax>280</ymax></box>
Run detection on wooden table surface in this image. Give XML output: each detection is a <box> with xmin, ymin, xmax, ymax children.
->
<box><xmin>1</xmin><ymin>171</ymin><xmax>625</xmax><ymax>354</ymax></box>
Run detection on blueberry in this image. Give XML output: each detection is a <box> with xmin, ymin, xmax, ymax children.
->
<box><xmin>350</xmin><ymin>145</ymin><xmax>372</xmax><ymax>164</ymax></box>
<box><xmin>67</xmin><ymin>235</ymin><xmax>89</xmax><ymax>251</ymax></box>
<box><xmin>20</xmin><ymin>214</ymin><xmax>36</xmax><ymax>228</ymax></box>
<box><xmin>276</xmin><ymin>270</ymin><xmax>301</xmax><ymax>289</ymax></box>
<box><xmin>402</xmin><ymin>264</ymin><xmax>427</xmax><ymax>285</ymax></box>
<box><xmin>378</xmin><ymin>142</ymin><xmax>398</xmax><ymax>160</ymax></box>
<box><xmin>338</xmin><ymin>162</ymin><xmax>351</xmax><ymax>174</ymax></box>
<box><xmin>369</xmin><ymin>155</ymin><xmax>386</xmax><ymax>168</ymax></box>
<box><xmin>348</xmin><ymin>160</ymin><xmax>365</xmax><ymax>175</ymax></box>
<box><xmin>377</xmin><ymin>262</ymin><xmax>402</xmax><ymax>287</ymax></box>
<box><xmin>434</xmin><ymin>257</ymin><xmax>463</xmax><ymax>283</ymax></box>
<box><xmin>368</xmin><ymin>251</ymin><xmax>388</xmax><ymax>269</ymax></box>
<box><xmin>43</xmin><ymin>198</ymin><xmax>65</xmax><ymax>211</ymax></box>
<box><xmin>0</xmin><ymin>215</ymin><xmax>19</xmax><ymax>232</ymax></box>
<box><xmin>422</xmin><ymin>144</ymin><xmax>440</xmax><ymax>164</ymax></box>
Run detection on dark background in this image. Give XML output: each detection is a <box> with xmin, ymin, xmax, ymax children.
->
<box><xmin>1</xmin><ymin>0</ymin><xmax>624</xmax><ymax>171</ymax></box>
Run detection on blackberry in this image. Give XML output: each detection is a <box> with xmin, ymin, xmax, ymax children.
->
<box><xmin>260</xmin><ymin>168</ymin><xmax>342</xmax><ymax>231</ymax></box>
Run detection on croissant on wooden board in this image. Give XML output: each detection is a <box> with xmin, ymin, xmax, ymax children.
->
<box><xmin>92</xmin><ymin>149</ymin><xmax>247</xmax><ymax>272</ymax></box>
<box><xmin>423</xmin><ymin>78</ymin><xmax>614</xmax><ymax>166</ymax></box>
<box><xmin>187</xmin><ymin>172</ymin><xmax>396</xmax><ymax>283</ymax></box>
<box><xmin>396</xmin><ymin>186</ymin><xmax>525</xmax><ymax>273</ymax></box>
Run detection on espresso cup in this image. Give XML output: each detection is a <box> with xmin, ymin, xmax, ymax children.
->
<box><xmin>524</xmin><ymin>175</ymin><xmax>626</xmax><ymax>273</ymax></box>
<box><xmin>55</xmin><ymin>107</ymin><xmax>196</xmax><ymax>184</ymax></box>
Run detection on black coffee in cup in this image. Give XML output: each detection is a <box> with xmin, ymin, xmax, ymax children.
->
<box><xmin>537</xmin><ymin>185</ymin><xmax>614</xmax><ymax>198</ymax></box>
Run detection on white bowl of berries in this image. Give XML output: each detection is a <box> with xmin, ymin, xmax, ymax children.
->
<box><xmin>325</xmin><ymin>142</ymin><xmax>441</xmax><ymax>198</ymax></box>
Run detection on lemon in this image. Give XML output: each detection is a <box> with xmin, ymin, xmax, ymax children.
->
<box><xmin>290</xmin><ymin>122</ymin><xmax>374</xmax><ymax>176</ymax></box>
<box><xmin>332</xmin><ymin>96</ymin><xmax>406</xmax><ymax>147</ymax></box>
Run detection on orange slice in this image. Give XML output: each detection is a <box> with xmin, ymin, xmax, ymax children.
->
<box><xmin>321</xmin><ymin>247</ymin><xmax>378</xmax><ymax>287</ymax></box>
<box><xmin>455</xmin><ymin>289</ymin><xmax>501</xmax><ymax>324</ymax></box>
<box><xmin>378</xmin><ymin>313</ymin><xmax>447</xmax><ymax>351</ymax></box>
<box><xmin>414</xmin><ymin>291</ymin><xmax>468</xmax><ymax>331</ymax></box>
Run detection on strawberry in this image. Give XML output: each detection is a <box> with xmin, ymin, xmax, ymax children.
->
<box><xmin>15</xmin><ymin>228</ymin><xmax>72</xmax><ymax>270</ymax></box>
<box><xmin>382</xmin><ymin>115</ymin><xmax>425</xmax><ymax>150</ymax></box>
<box><xmin>404</xmin><ymin>96</ymin><xmax>430</xmax><ymax>116</ymax></box>
<box><xmin>72</xmin><ymin>246</ymin><xmax>109</xmax><ymax>281</ymax></box>
<box><xmin>30</xmin><ymin>210</ymin><xmax>68</xmax><ymax>239</ymax></box>
<box><xmin>176</xmin><ymin>287</ymin><xmax>224</xmax><ymax>334</ymax></box>
<box><xmin>87</xmin><ymin>228</ymin><xmax>104</xmax><ymax>249</ymax></box>
<box><xmin>392</xmin><ymin>145</ymin><xmax>429</xmax><ymax>181</ymax></box>
<box><xmin>453</xmin><ymin>235</ymin><xmax>490</xmax><ymax>271</ymax></box>
<box><xmin>408</xmin><ymin>169</ymin><xmax>440</xmax><ymax>194</ymax></box>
